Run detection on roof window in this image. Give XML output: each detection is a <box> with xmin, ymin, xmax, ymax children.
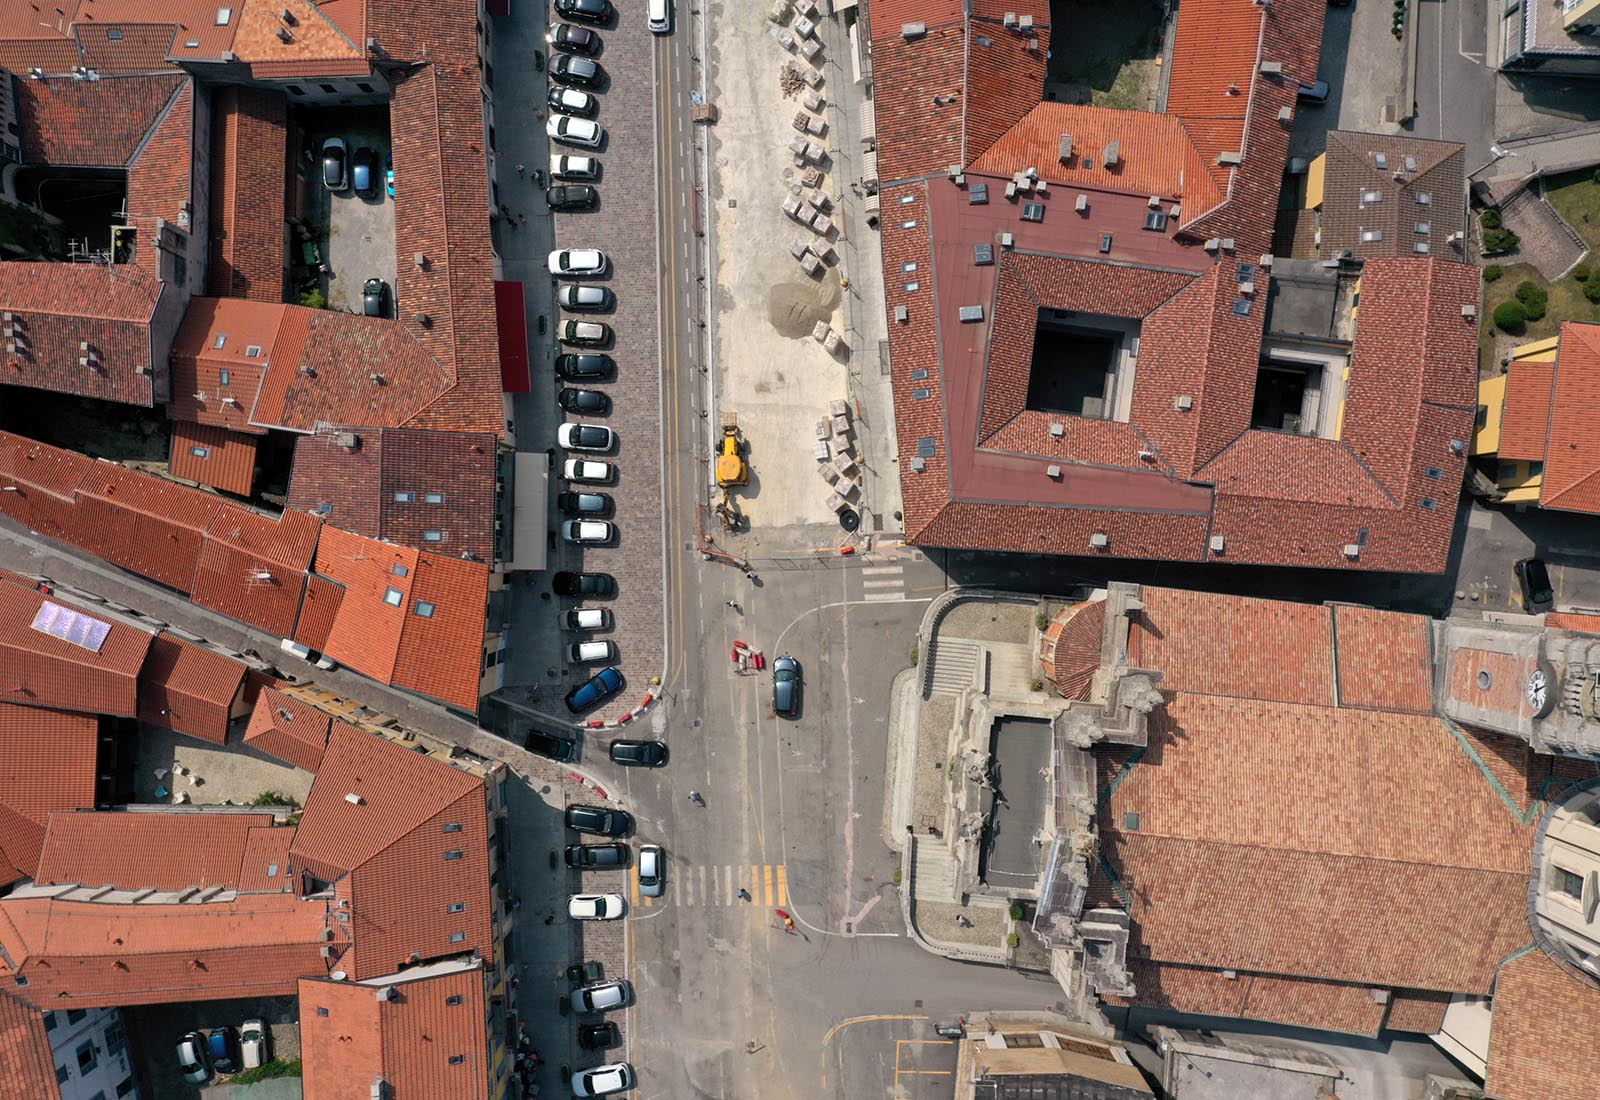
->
<box><xmin>107</xmin><ymin>27</ymin><xmax>124</xmax><ymax>39</ymax></box>
<box><xmin>383</xmin><ymin>587</ymin><xmax>404</xmax><ymax>607</ymax></box>
<box><xmin>219</xmin><ymin>368</ymin><xmax>230</xmax><ymax>386</ymax></box>
<box><xmin>449</xmin><ymin>1055</ymin><xmax>465</xmax><ymax>1065</ymax></box>
<box><xmin>394</xmin><ymin>491</ymin><xmax>415</xmax><ymax>503</ymax></box>
<box><xmin>447</xmin><ymin>902</ymin><xmax>465</xmax><ymax>913</ymax></box>
<box><xmin>215</xmin><ymin>7</ymin><xmax>233</xmax><ymax>25</ymax></box>
<box><xmin>423</xmin><ymin>530</ymin><xmax>444</xmax><ymax>542</ymax></box>
<box><xmin>450</xmin><ymin>932</ymin><xmax>467</xmax><ymax>943</ymax></box>
<box><xmin>190</xmin><ymin>446</ymin><xmax>211</xmax><ymax>459</ymax></box>
<box><xmin>442</xmin><ymin>822</ymin><xmax>463</xmax><ymax>833</ymax></box>
<box><xmin>446</xmin><ymin>994</ymin><xmax>463</xmax><ymax>1005</ymax></box>
<box><xmin>1415</xmin><ymin>192</ymin><xmax>1431</xmax><ymax>205</ymax></box>
<box><xmin>415</xmin><ymin>601</ymin><xmax>437</xmax><ymax>618</ymax></box>
<box><xmin>314</xmin><ymin>503</ymin><xmax>333</xmax><ymax>514</ymax></box>
<box><xmin>245</xmin><ymin>345</ymin><xmax>262</xmax><ymax>358</ymax></box>
<box><xmin>315</xmin><ymin>1007</ymin><xmax>328</xmax><ymax>1017</ymax></box>
<box><xmin>444</xmin><ymin>849</ymin><xmax>463</xmax><ymax>860</ymax></box>
<box><xmin>424</xmin><ymin>492</ymin><xmax>445</xmax><ymax>504</ymax></box>
<box><xmin>214</xmin><ymin>334</ymin><xmax>227</xmax><ymax>349</ymax></box>
<box><xmin>391</xmin><ymin>563</ymin><xmax>409</xmax><ymax>577</ymax></box>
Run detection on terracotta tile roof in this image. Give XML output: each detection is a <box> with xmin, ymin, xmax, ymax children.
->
<box><xmin>0</xmin><ymin>804</ymin><xmax>44</xmax><ymax>888</ymax></box>
<box><xmin>1536</xmin><ymin>323</ymin><xmax>1600</xmax><ymax>513</ymax></box>
<box><xmin>290</xmin><ymin>724</ymin><xmax>491</xmax><ymax>977</ymax></box>
<box><xmin>1130</xmin><ymin>588</ymin><xmax>1334</xmax><ymax>704</ymax></box>
<box><xmin>1485</xmin><ymin>949</ymin><xmax>1600</xmax><ymax>1100</ymax></box>
<box><xmin>33</xmin><ymin>811</ymin><xmax>273</xmax><ymax>890</ymax></box>
<box><xmin>73</xmin><ymin>459</ymin><xmax>222</xmax><ymax>591</ymax></box>
<box><xmin>14</xmin><ymin>72</ymin><xmax>184</xmax><ymax>166</ymax></box>
<box><xmin>1444</xmin><ymin>646</ymin><xmax>1533</xmax><ymax>723</ymax></box>
<box><xmin>124</xmin><ymin>76</ymin><xmax>193</xmax><ymax>264</ymax></box>
<box><xmin>1319</xmin><ymin>131</ymin><xmax>1465</xmax><ymax>260</ymax></box>
<box><xmin>1383</xmin><ymin>988</ymin><xmax>1451</xmax><ymax>1033</ymax></box>
<box><xmin>292</xmin><ymin>574</ymin><xmax>346</xmax><ymax>651</ymax></box>
<box><xmin>1547</xmin><ymin>610</ymin><xmax>1600</xmax><ymax>633</ymax></box>
<box><xmin>243</xmin><ymin>687</ymin><xmax>332</xmax><ymax>773</ymax></box>
<box><xmin>0</xmin><ymin>426</ymin><xmax>95</xmax><ymax>540</ymax></box>
<box><xmin>0</xmin><ymin>579</ymin><xmax>152</xmax><ymax>716</ymax></box>
<box><xmin>168</xmin><ymin>421</ymin><xmax>260</xmax><ymax>497</ymax></box>
<box><xmin>0</xmin><ymin>39</ymin><xmax>83</xmax><ymax>74</ymax></box>
<box><xmin>236</xmin><ymin>825</ymin><xmax>295</xmax><ymax>893</ymax></box>
<box><xmin>190</xmin><ymin>502</ymin><xmax>321</xmax><ymax>636</ymax></box>
<box><xmin>1100</xmin><ymin>696</ymin><xmax>1536</xmax><ymax>992</ymax></box>
<box><xmin>300</xmin><ymin>964</ymin><xmax>488</xmax><ymax>1100</ymax></box>
<box><xmin>868</xmin><ymin>23</ymin><xmax>968</xmax><ymax>183</ymax></box>
<box><xmin>137</xmin><ymin>632</ymin><xmax>248</xmax><ymax>744</ymax></box>
<box><xmin>1111</xmin><ymin>961</ymin><xmax>1388</xmax><ymax>1035</ymax></box>
<box><xmin>1329</xmin><ymin>604</ymin><xmax>1433</xmax><ymax>713</ymax></box>
<box><xmin>230</xmin><ymin>0</ymin><xmax>363</xmax><ymax>69</ymax></box>
<box><xmin>0</xmin><ymin>262</ymin><xmax>166</xmax><ymax>407</ymax></box>
<box><xmin>310</xmin><ymin>527</ymin><xmax>487</xmax><ymax>711</ymax></box>
<box><xmin>75</xmin><ymin>22</ymin><xmax>180</xmax><ymax>73</ymax></box>
<box><xmin>1497</xmin><ymin>357</ymin><xmax>1556</xmax><ymax>461</ymax></box>
<box><xmin>287</xmin><ymin>428</ymin><xmax>498</xmax><ymax>561</ymax></box>
<box><xmin>0</xmin><ymin>703</ymin><xmax>99</xmax><ymax>829</ymax></box>
<box><xmin>1040</xmin><ymin>599</ymin><xmax>1104</xmax><ymax>700</ymax></box>
<box><xmin>206</xmin><ymin>85</ymin><xmax>289</xmax><ymax>302</ymax></box>
<box><xmin>0</xmin><ymin>892</ymin><xmax>333</xmax><ymax>1009</ymax></box>
<box><xmin>0</xmin><ymin>987</ymin><xmax>57</xmax><ymax>1100</ymax></box>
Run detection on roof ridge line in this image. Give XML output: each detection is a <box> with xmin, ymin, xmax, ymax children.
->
<box><xmin>122</xmin><ymin>74</ymin><xmax>187</xmax><ymax>170</ymax></box>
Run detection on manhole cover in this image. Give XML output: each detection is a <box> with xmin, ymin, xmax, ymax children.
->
<box><xmin>838</xmin><ymin>508</ymin><xmax>860</xmax><ymax>532</ymax></box>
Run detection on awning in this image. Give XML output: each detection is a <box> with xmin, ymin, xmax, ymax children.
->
<box><xmin>494</xmin><ymin>280</ymin><xmax>530</xmax><ymax>393</ymax></box>
<box><xmin>508</xmin><ymin>452</ymin><xmax>548</xmax><ymax>572</ymax></box>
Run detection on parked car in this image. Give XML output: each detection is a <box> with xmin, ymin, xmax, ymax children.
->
<box><xmin>362</xmin><ymin>277</ymin><xmax>388</xmax><ymax>318</ymax></box>
<box><xmin>558</xmin><ymin>490</ymin><xmax>612</xmax><ymax>516</ymax></box>
<box><xmin>550</xmin><ymin>87</ymin><xmax>598</xmax><ymax>115</ymax></box>
<box><xmin>564</xmin><ymin>458</ymin><xmax>615</xmax><ymax>484</ymax></box>
<box><xmin>565</xmin><ymin>666</ymin><xmax>625</xmax><ymax>713</ymax></box>
<box><xmin>1296</xmin><ymin>79</ymin><xmax>1329</xmax><ymax>104</ymax></box>
<box><xmin>560</xmin><ymin>318</ymin><xmax>612</xmax><ymax>346</ymax></box>
<box><xmin>320</xmin><ymin>137</ymin><xmax>348</xmax><ymax>190</ymax></box>
<box><xmin>551</xmin><ymin>54</ymin><xmax>603</xmax><ymax>87</ymax></box>
<box><xmin>609</xmin><ymin>740</ymin><xmax>667</xmax><ymax>767</ymax></box>
<box><xmin>177</xmin><ymin>1032</ymin><xmax>211</xmax><ymax>1084</ymax></box>
<box><xmin>556</xmin><ymin>352</ymin><xmax>614</xmax><ymax>380</ymax></box>
<box><xmin>554</xmin><ymin>571</ymin><xmax>617</xmax><ymax>598</ymax></box>
<box><xmin>563</xmin><ymin>607</ymin><xmax>614</xmax><ymax>631</ymax></box>
<box><xmin>548</xmin><ymin>115</ymin><xmax>603</xmax><ymax>149</ymax></box>
<box><xmin>1516</xmin><ymin>556</ymin><xmax>1555</xmax><ymax>613</ymax></box>
<box><xmin>773</xmin><ymin>654</ymin><xmax>802</xmax><ymax>717</ymax></box>
<box><xmin>524</xmin><ymin>727</ymin><xmax>577</xmax><ymax>762</ymax></box>
<box><xmin>565</xmin><ymin>842</ymin><xmax>627</xmax><ymax>869</ymax></box>
<box><xmin>637</xmin><ymin>843</ymin><xmax>664</xmax><ymax>897</ymax></box>
<box><xmin>571</xmin><ymin>979</ymin><xmax>631</xmax><ymax>1013</ymax></box>
<box><xmin>562</xmin><ymin>519</ymin><xmax>615</xmax><ymax>544</ymax></box>
<box><xmin>555</xmin><ymin>0</ymin><xmax>614</xmax><ymax>24</ymax></box>
<box><xmin>549</xmin><ymin>22</ymin><xmax>602</xmax><ymax>54</ymax></box>
<box><xmin>351</xmin><ymin>146</ymin><xmax>378</xmax><ymax>195</ymax></box>
<box><xmin>559</xmin><ymin>384</ymin><xmax>609</xmax><ymax>414</ymax></box>
<box><xmin>549</xmin><ymin>248</ymin><xmax>608</xmax><ymax>276</ymax></box>
<box><xmin>573</xmin><ymin>1062</ymin><xmax>636</xmax><ymax>1097</ymax></box>
<box><xmin>566</xmin><ymin>802</ymin><xmax>632</xmax><ymax>835</ymax></box>
<box><xmin>568</xmin><ymin>894</ymin><xmax>626</xmax><ymax>921</ymax></box>
<box><xmin>649</xmin><ymin>0</ymin><xmax>672</xmax><ymax>33</ymax></box>
<box><xmin>239</xmin><ymin>1020</ymin><xmax>267</xmax><ymax>1071</ymax></box>
<box><xmin>559</xmin><ymin>422</ymin><xmax>615</xmax><ymax>451</ymax></box>
<box><xmin>559</xmin><ymin>284</ymin><xmax>613</xmax><ymax>311</ymax></box>
<box><xmin>579</xmin><ymin>1022</ymin><xmax>620</xmax><ymax>1050</ymax></box>
<box><xmin>384</xmin><ymin>152</ymin><xmax>395</xmax><ymax>196</ymax></box>
<box><xmin>548</xmin><ymin>184</ymin><xmax>599</xmax><ymax>211</ymax></box>
<box><xmin>551</xmin><ymin>154</ymin><xmax>601</xmax><ymax>180</ymax></box>
<box><xmin>568</xmin><ymin>639</ymin><xmax>618</xmax><ymax>663</ymax></box>
<box><xmin>207</xmin><ymin>1027</ymin><xmax>241</xmax><ymax>1075</ymax></box>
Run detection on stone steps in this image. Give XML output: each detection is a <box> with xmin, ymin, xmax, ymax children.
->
<box><xmin>927</xmin><ymin>639</ymin><xmax>983</xmax><ymax>696</ymax></box>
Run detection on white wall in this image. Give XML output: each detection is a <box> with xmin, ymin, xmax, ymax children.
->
<box><xmin>45</xmin><ymin>1006</ymin><xmax>140</xmax><ymax>1100</ymax></box>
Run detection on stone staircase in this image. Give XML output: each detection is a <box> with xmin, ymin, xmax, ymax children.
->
<box><xmin>927</xmin><ymin>639</ymin><xmax>984</xmax><ymax>696</ymax></box>
<box><xmin>986</xmin><ymin>641</ymin><xmax>1038</xmax><ymax>699</ymax></box>
<box><xmin>911</xmin><ymin>836</ymin><xmax>960</xmax><ymax>903</ymax></box>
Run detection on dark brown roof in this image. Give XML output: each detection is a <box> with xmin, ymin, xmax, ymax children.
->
<box><xmin>14</xmin><ymin>72</ymin><xmax>185</xmax><ymax>167</ymax></box>
<box><xmin>206</xmin><ymin>85</ymin><xmax>288</xmax><ymax>302</ymax></box>
<box><xmin>1319</xmin><ymin>131</ymin><xmax>1465</xmax><ymax>260</ymax></box>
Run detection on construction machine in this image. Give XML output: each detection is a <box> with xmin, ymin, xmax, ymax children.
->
<box><xmin>716</xmin><ymin>413</ymin><xmax>748</xmax><ymax>488</ymax></box>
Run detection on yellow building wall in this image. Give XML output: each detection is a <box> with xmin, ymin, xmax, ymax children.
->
<box><xmin>1473</xmin><ymin>375</ymin><xmax>1506</xmax><ymax>456</ymax></box>
<box><xmin>1306</xmin><ymin>153</ymin><xmax>1326</xmax><ymax>210</ymax></box>
<box><xmin>1565</xmin><ymin>0</ymin><xmax>1600</xmax><ymax>29</ymax></box>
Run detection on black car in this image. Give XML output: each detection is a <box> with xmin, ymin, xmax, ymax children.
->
<box><xmin>553</xmin><ymin>571</ymin><xmax>617</xmax><ymax>598</ymax></box>
<box><xmin>555</xmin><ymin>0</ymin><xmax>613</xmax><ymax>23</ymax></box>
<box><xmin>773</xmin><ymin>654</ymin><xmax>801</xmax><ymax>718</ymax></box>
<box><xmin>362</xmin><ymin>277</ymin><xmax>388</xmax><ymax>318</ymax></box>
<box><xmin>558</xmin><ymin>490</ymin><xmax>612</xmax><ymax>516</ymax></box>
<box><xmin>560</xmin><ymin>387</ymin><xmax>611</xmax><ymax>414</ymax></box>
<box><xmin>556</xmin><ymin>352</ymin><xmax>614</xmax><ymax>381</ymax></box>
<box><xmin>549</xmin><ymin>23</ymin><xmax>602</xmax><ymax>54</ymax></box>
<box><xmin>524</xmin><ymin>727</ymin><xmax>577</xmax><ymax>762</ymax></box>
<box><xmin>579</xmin><ymin>1022</ymin><xmax>620</xmax><ymax>1050</ymax></box>
<box><xmin>609</xmin><ymin>740</ymin><xmax>668</xmax><ymax>767</ymax></box>
<box><xmin>565</xmin><ymin>803</ymin><xmax>633</xmax><ymax>837</ymax></box>
<box><xmin>548</xmin><ymin>185</ymin><xmax>598</xmax><ymax>211</ymax></box>
<box><xmin>1515</xmin><ymin>557</ymin><xmax>1554</xmax><ymax>613</ymax></box>
<box><xmin>351</xmin><ymin>146</ymin><xmax>379</xmax><ymax>196</ymax></box>
<box><xmin>565</xmin><ymin>842</ymin><xmax>628</xmax><ymax>868</ymax></box>
<box><xmin>551</xmin><ymin>54</ymin><xmax>603</xmax><ymax>87</ymax></box>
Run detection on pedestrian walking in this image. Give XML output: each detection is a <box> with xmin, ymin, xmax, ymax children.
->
<box><xmin>510</xmin><ymin>976</ymin><xmax>521</xmax><ymax>990</ymax></box>
<box><xmin>516</xmin><ymin>162</ymin><xmax>526</xmax><ymax>177</ymax></box>
<box><xmin>737</xmin><ymin>888</ymin><xmax>752</xmax><ymax>901</ymax></box>
<box><xmin>519</xmin><ymin>213</ymin><xmax>528</xmax><ymax>226</ymax></box>
<box><xmin>689</xmin><ymin>790</ymin><xmax>705</xmax><ymax>806</ymax></box>
<box><xmin>513</xmin><ymin>895</ymin><xmax>523</xmax><ymax>911</ymax></box>
<box><xmin>726</xmin><ymin>599</ymin><xmax>740</xmax><ymax>611</ymax></box>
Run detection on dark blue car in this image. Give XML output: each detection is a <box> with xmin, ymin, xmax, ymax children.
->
<box><xmin>565</xmin><ymin>666</ymin><xmax>624</xmax><ymax>713</ymax></box>
<box><xmin>206</xmin><ymin>1027</ymin><xmax>240</xmax><ymax>1075</ymax></box>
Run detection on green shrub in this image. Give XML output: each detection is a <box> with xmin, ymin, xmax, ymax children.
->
<box><xmin>1515</xmin><ymin>281</ymin><xmax>1549</xmax><ymax>321</ymax></box>
<box><xmin>299</xmin><ymin>287</ymin><xmax>327</xmax><ymax>309</ymax></box>
<box><xmin>1493</xmin><ymin>300</ymin><xmax>1527</xmax><ymax>334</ymax></box>
<box><xmin>1575</xmin><ymin>264</ymin><xmax>1592</xmax><ymax>283</ymax></box>
<box><xmin>1006</xmin><ymin>932</ymin><xmax>1020</xmax><ymax>949</ymax></box>
<box><xmin>1029</xmin><ymin>677</ymin><xmax>1044</xmax><ymax>693</ymax></box>
<box><xmin>1483</xmin><ymin>264</ymin><xmax>1503</xmax><ymax>283</ymax></box>
<box><xmin>1034</xmin><ymin>610</ymin><xmax>1048</xmax><ymax>631</ymax></box>
<box><xmin>251</xmin><ymin>790</ymin><xmax>293</xmax><ymax>806</ymax></box>
<box><xmin>908</xmin><ymin>644</ymin><xmax>919</xmax><ymax>666</ymax></box>
<box><xmin>233</xmin><ymin>1059</ymin><xmax>301</xmax><ymax>1085</ymax></box>
<box><xmin>1482</xmin><ymin>228</ymin><xmax>1520</xmax><ymax>253</ymax></box>
<box><xmin>1585</xmin><ymin>278</ymin><xmax>1600</xmax><ymax>304</ymax></box>
<box><xmin>891</xmin><ymin>868</ymin><xmax>902</xmax><ymax>886</ymax></box>
<box><xmin>1008</xmin><ymin>902</ymin><xmax>1025</xmax><ymax>921</ymax></box>
<box><xmin>1480</xmin><ymin>207</ymin><xmax>1503</xmax><ymax>229</ymax></box>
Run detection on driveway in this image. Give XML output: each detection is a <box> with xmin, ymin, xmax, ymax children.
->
<box><xmin>123</xmin><ymin>997</ymin><xmax>299</xmax><ymax>1100</ymax></box>
<box><xmin>301</xmin><ymin>107</ymin><xmax>397</xmax><ymax>316</ymax></box>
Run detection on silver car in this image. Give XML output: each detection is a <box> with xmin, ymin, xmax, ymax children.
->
<box><xmin>570</xmin><ymin>979</ymin><xmax>631</xmax><ymax>1013</ymax></box>
<box><xmin>638</xmin><ymin>843</ymin><xmax>664</xmax><ymax>898</ymax></box>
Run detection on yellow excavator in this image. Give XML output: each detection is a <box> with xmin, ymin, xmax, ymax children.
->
<box><xmin>715</xmin><ymin>414</ymin><xmax>748</xmax><ymax>530</ymax></box>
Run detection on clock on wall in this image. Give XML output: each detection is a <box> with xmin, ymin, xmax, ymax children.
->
<box><xmin>1528</xmin><ymin>660</ymin><xmax>1559</xmax><ymax>719</ymax></box>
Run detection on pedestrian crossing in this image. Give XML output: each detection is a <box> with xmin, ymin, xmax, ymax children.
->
<box><xmin>630</xmin><ymin>862</ymin><xmax>788</xmax><ymax>908</ymax></box>
<box><xmin>859</xmin><ymin>564</ymin><xmax>906</xmax><ymax>602</ymax></box>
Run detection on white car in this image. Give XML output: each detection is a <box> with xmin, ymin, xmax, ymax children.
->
<box><xmin>549</xmin><ymin>249</ymin><xmax>608</xmax><ymax>277</ymax></box>
<box><xmin>638</xmin><ymin>843</ymin><xmax>664</xmax><ymax>898</ymax></box>
<box><xmin>177</xmin><ymin>1033</ymin><xmax>210</xmax><ymax>1084</ymax></box>
<box><xmin>551</xmin><ymin>154</ymin><xmax>600</xmax><ymax>181</ymax></box>
<box><xmin>563</xmin><ymin>520</ymin><xmax>615</xmax><ymax>545</ymax></box>
<box><xmin>564</xmin><ymin>458</ymin><xmax>614</xmax><ymax>484</ymax></box>
<box><xmin>649</xmin><ymin>0</ymin><xmax>671</xmax><ymax>32</ymax></box>
<box><xmin>559</xmin><ymin>422</ymin><xmax>615</xmax><ymax>451</ymax></box>
<box><xmin>239</xmin><ymin>1019</ymin><xmax>267</xmax><ymax>1070</ymax></box>
<box><xmin>548</xmin><ymin>114</ymin><xmax>603</xmax><ymax>148</ymax></box>
<box><xmin>550</xmin><ymin>87</ymin><xmax>597</xmax><ymax>115</ymax></box>
<box><xmin>569</xmin><ymin>640</ymin><xmax>618</xmax><ymax>663</ymax></box>
<box><xmin>563</xmin><ymin>607</ymin><xmax>613</xmax><ymax>631</ymax></box>
<box><xmin>570</xmin><ymin>979</ymin><xmax>631</xmax><ymax>1013</ymax></box>
<box><xmin>573</xmin><ymin>1062</ymin><xmax>636</xmax><ymax>1097</ymax></box>
<box><xmin>568</xmin><ymin>893</ymin><xmax>626</xmax><ymax>920</ymax></box>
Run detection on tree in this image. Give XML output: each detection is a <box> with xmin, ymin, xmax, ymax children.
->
<box><xmin>1483</xmin><ymin>264</ymin><xmax>1503</xmax><ymax>283</ymax></box>
<box><xmin>1480</xmin><ymin>207</ymin><xmax>1503</xmax><ymax>229</ymax></box>
<box><xmin>1515</xmin><ymin>281</ymin><xmax>1548</xmax><ymax>321</ymax></box>
<box><xmin>1493</xmin><ymin>300</ymin><xmax>1527</xmax><ymax>334</ymax></box>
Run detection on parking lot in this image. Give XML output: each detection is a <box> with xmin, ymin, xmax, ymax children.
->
<box><xmin>301</xmin><ymin>107</ymin><xmax>398</xmax><ymax>316</ymax></box>
<box><xmin>123</xmin><ymin>996</ymin><xmax>299</xmax><ymax>1099</ymax></box>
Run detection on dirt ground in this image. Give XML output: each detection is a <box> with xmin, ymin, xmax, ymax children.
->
<box><xmin>1042</xmin><ymin>0</ymin><xmax>1165</xmax><ymax>111</ymax></box>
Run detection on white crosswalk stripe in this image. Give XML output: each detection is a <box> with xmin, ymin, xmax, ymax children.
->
<box><xmin>857</xmin><ymin>564</ymin><xmax>906</xmax><ymax>602</ymax></box>
<box><xmin>632</xmin><ymin>864</ymin><xmax>789</xmax><ymax>908</ymax></box>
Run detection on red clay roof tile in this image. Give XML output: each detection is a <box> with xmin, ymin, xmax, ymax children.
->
<box><xmin>1498</xmin><ymin>357</ymin><xmax>1556</xmax><ymax>462</ymax></box>
<box><xmin>292</xmin><ymin>574</ymin><xmax>346</xmax><ymax>651</ymax></box>
<box><xmin>0</xmin><ymin>581</ymin><xmax>152</xmax><ymax>716</ymax></box>
<box><xmin>73</xmin><ymin>460</ymin><xmax>222</xmax><ymax>590</ymax></box>
<box><xmin>168</xmin><ymin>422</ymin><xmax>260</xmax><ymax>497</ymax></box>
<box><xmin>206</xmin><ymin>85</ymin><xmax>289</xmax><ymax>302</ymax></box>
<box><xmin>1485</xmin><ymin>949</ymin><xmax>1600</xmax><ymax>1100</ymax></box>
<box><xmin>191</xmin><ymin>503</ymin><xmax>321</xmax><ymax>636</ymax></box>
<box><xmin>1330</xmin><ymin>604</ymin><xmax>1433</xmax><ymax>713</ymax></box>
<box><xmin>33</xmin><ymin>811</ymin><xmax>274</xmax><ymax>890</ymax></box>
<box><xmin>242</xmin><ymin>687</ymin><xmax>332</xmax><ymax>773</ymax></box>
<box><xmin>236</xmin><ymin>825</ymin><xmax>295</xmax><ymax>893</ymax></box>
<box><xmin>1131</xmin><ymin>588</ymin><xmax>1333</xmax><ymax>704</ymax></box>
<box><xmin>0</xmin><ymin>987</ymin><xmax>57</xmax><ymax>1100</ymax></box>
<box><xmin>1537</xmin><ymin>323</ymin><xmax>1600</xmax><ymax>513</ymax></box>
<box><xmin>0</xmin><ymin>703</ymin><xmax>99</xmax><ymax>830</ymax></box>
<box><xmin>15</xmin><ymin>72</ymin><xmax>184</xmax><ymax>166</ymax></box>
<box><xmin>137</xmin><ymin>632</ymin><xmax>248</xmax><ymax>744</ymax></box>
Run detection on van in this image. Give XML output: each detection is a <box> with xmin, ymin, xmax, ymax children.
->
<box><xmin>648</xmin><ymin>0</ymin><xmax>670</xmax><ymax>33</ymax></box>
<box><xmin>569</xmin><ymin>640</ymin><xmax>618</xmax><ymax>664</ymax></box>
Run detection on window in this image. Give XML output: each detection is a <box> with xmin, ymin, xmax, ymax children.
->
<box><xmin>319</xmin><ymin>83</ymin><xmax>337</xmax><ymax>94</ymax></box>
<box><xmin>357</xmin><ymin>82</ymin><xmax>375</xmax><ymax>93</ymax></box>
<box><xmin>383</xmin><ymin>587</ymin><xmax>404</xmax><ymax>607</ymax></box>
<box><xmin>316</xmin><ymin>1006</ymin><xmax>329</xmax><ymax>1017</ymax></box>
<box><xmin>902</xmin><ymin>262</ymin><xmax>918</xmax><ymax>273</ymax></box>
<box><xmin>447</xmin><ymin>901</ymin><xmax>465</xmax><ymax>913</ymax></box>
<box><xmin>245</xmin><ymin>345</ymin><xmax>261</xmax><ymax>357</ymax></box>
<box><xmin>443</xmin><ymin>822</ymin><xmax>463</xmax><ymax>833</ymax></box>
<box><xmin>104</xmin><ymin>1020</ymin><xmax>126</xmax><ymax>1058</ymax></box>
<box><xmin>450</xmin><ymin>932</ymin><xmax>467</xmax><ymax>943</ymax></box>
<box><xmin>391</xmin><ymin>563</ymin><xmax>409</xmax><ymax>577</ymax></box>
<box><xmin>394</xmin><ymin>491</ymin><xmax>416</xmax><ymax>503</ymax></box>
<box><xmin>446</xmin><ymin>994</ymin><xmax>464</xmax><ymax>1005</ymax></box>
<box><xmin>219</xmin><ymin>368</ymin><xmax>231</xmax><ymax>385</ymax></box>
<box><xmin>214</xmin><ymin>334</ymin><xmax>227</xmax><ymax>349</ymax></box>
<box><xmin>190</xmin><ymin>446</ymin><xmax>211</xmax><ymax>459</ymax></box>
<box><xmin>444</xmin><ymin>850</ymin><xmax>464</xmax><ymax>860</ymax></box>
<box><xmin>449</xmin><ymin>1055</ymin><xmax>466</xmax><ymax>1065</ymax></box>
<box><xmin>415</xmin><ymin>601</ymin><xmax>436</xmax><ymax>618</ymax></box>
<box><xmin>56</xmin><ymin>1067</ymin><xmax>69</xmax><ymax>1085</ymax></box>
<box><xmin>43</xmin><ymin>1012</ymin><xmax>56</xmax><ymax>1032</ymax></box>
<box><xmin>1554</xmin><ymin>866</ymin><xmax>1585</xmax><ymax>902</ymax></box>
<box><xmin>315</xmin><ymin>503</ymin><xmax>333</xmax><ymax>514</ymax></box>
<box><xmin>116</xmin><ymin>1078</ymin><xmax>135</xmax><ymax>1098</ymax></box>
<box><xmin>66</xmin><ymin>1009</ymin><xmax>86</xmax><ymax>1025</ymax></box>
<box><xmin>14</xmin><ymin>974</ymin><xmax>29</xmax><ymax>986</ymax></box>
<box><xmin>424</xmin><ymin>492</ymin><xmax>445</xmax><ymax>504</ymax></box>
<box><xmin>76</xmin><ymin>1040</ymin><xmax>97</xmax><ymax>1073</ymax></box>
<box><xmin>1475</xmin><ymin>405</ymin><xmax>1489</xmax><ymax>428</ymax></box>
<box><xmin>287</xmin><ymin>84</ymin><xmax>305</xmax><ymax>95</ymax></box>
<box><xmin>423</xmin><ymin>530</ymin><xmax>444</xmax><ymax>542</ymax></box>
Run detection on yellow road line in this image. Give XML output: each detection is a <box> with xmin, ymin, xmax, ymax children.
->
<box><xmin>897</xmin><ymin>1070</ymin><xmax>955</xmax><ymax>1076</ymax></box>
<box><xmin>819</xmin><ymin>1014</ymin><xmax>927</xmax><ymax>1053</ymax></box>
<box><xmin>777</xmin><ymin>863</ymin><xmax>788</xmax><ymax>906</ymax></box>
<box><xmin>630</xmin><ymin>864</ymin><xmax>640</xmax><ymax>907</ymax></box>
<box><xmin>763</xmin><ymin>864</ymin><xmax>775</xmax><ymax>906</ymax></box>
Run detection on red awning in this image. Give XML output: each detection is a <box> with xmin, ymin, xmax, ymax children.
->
<box><xmin>494</xmin><ymin>280</ymin><xmax>530</xmax><ymax>393</ymax></box>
